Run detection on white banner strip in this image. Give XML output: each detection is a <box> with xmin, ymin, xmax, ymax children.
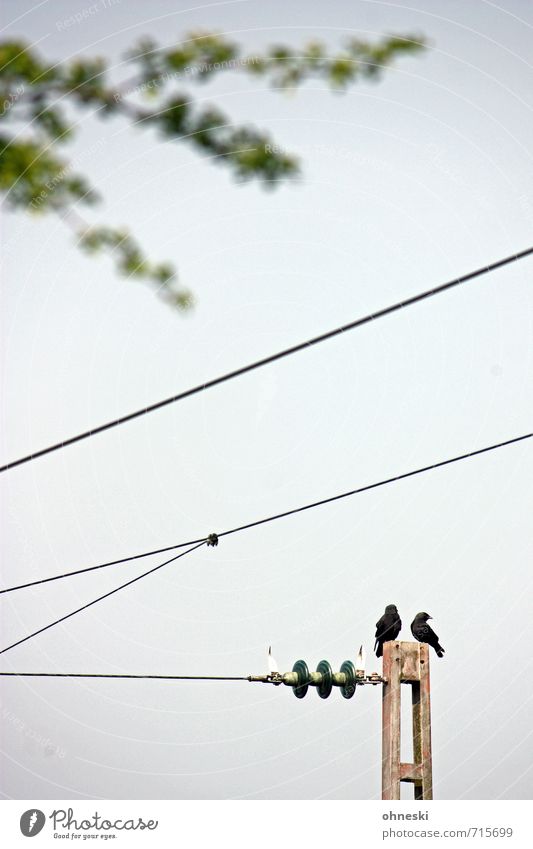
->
<box><xmin>0</xmin><ymin>800</ymin><xmax>530</xmax><ymax>848</ymax></box>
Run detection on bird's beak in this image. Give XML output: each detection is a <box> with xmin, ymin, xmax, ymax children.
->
<box><xmin>427</xmin><ymin>616</ymin><xmax>433</xmax><ymax>619</ymax></box>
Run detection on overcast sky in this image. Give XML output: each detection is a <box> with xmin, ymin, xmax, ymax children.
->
<box><xmin>1</xmin><ymin>0</ymin><xmax>532</xmax><ymax>801</ymax></box>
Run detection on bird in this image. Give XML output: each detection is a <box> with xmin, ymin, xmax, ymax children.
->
<box><xmin>411</xmin><ymin>612</ymin><xmax>445</xmax><ymax>657</ymax></box>
<box><xmin>374</xmin><ymin>604</ymin><xmax>402</xmax><ymax>657</ymax></box>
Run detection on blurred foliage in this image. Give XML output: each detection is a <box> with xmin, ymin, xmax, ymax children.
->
<box><xmin>0</xmin><ymin>31</ymin><xmax>425</xmax><ymax>309</ymax></box>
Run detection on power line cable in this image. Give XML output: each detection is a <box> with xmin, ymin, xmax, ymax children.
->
<box><xmin>216</xmin><ymin>431</ymin><xmax>533</xmax><ymax>541</ymax></box>
<box><xmin>2</xmin><ymin>246</ymin><xmax>532</xmax><ymax>475</ymax></box>
<box><xmin>0</xmin><ymin>537</ymin><xmax>207</xmax><ymax>594</ymax></box>
<box><xmin>1</xmin><ymin>431</ymin><xmax>530</xmax><ymax>605</ymax></box>
<box><xmin>0</xmin><ymin>672</ymin><xmax>249</xmax><ymax>680</ymax></box>
<box><xmin>0</xmin><ymin>541</ymin><xmax>206</xmax><ymax>656</ymax></box>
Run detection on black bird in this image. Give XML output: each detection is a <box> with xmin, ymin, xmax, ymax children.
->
<box><xmin>411</xmin><ymin>612</ymin><xmax>445</xmax><ymax>657</ymax></box>
<box><xmin>374</xmin><ymin>604</ymin><xmax>402</xmax><ymax>658</ymax></box>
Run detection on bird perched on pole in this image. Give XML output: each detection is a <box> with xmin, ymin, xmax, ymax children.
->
<box><xmin>411</xmin><ymin>612</ymin><xmax>445</xmax><ymax>657</ymax></box>
<box><xmin>374</xmin><ymin>604</ymin><xmax>402</xmax><ymax>657</ymax></box>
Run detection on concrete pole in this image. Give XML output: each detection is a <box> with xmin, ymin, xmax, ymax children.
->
<box><xmin>381</xmin><ymin>641</ymin><xmax>433</xmax><ymax>800</ymax></box>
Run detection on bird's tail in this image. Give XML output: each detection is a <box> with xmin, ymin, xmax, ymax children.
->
<box><xmin>436</xmin><ymin>644</ymin><xmax>445</xmax><ymax>658</ymax></box>
<box><xmin>375</xmin><ymin>641</ymin><xmax>383</xmax><ymax>658</ymax></box>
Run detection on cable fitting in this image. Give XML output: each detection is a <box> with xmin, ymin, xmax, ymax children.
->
<box><xmin>206</xmin><ymin>533</ymin><xmax>219</xmax><ymax>547</ymax></box>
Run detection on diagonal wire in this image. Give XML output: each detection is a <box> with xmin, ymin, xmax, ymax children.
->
<box><xmin>0</xmin><ymin>541</ymin><xmax>206</xmax><ymax>656</ymax></box>
<box><xmin>1</xmin><ymin>246</ymin><xmax>532</xmax><ymax>474</ymax></box>
<box><xmin>0</xmin><ymin>536</ymin><xmax>207</xmax><ymax>594</ymax></box>
<box><xmin>216</xmin><ymin>431</ymin><xmax>533</xmax><ymax>540</ymax></box>
<box><xmin>1</xmin><ymin>431</ymin><xmax>531</xmax><ymax>596</ymax></box>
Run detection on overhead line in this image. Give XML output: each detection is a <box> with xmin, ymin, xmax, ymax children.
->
<box><xmin>0</xmin><ymin>537</ymin><xmax>207</xmax><ymax>594</ymax></box>
<box><xmin>0</xmin><ymin>432</ymin><xmax>533</xmax><ymax>604</ymax></box>
<box><xmin>2</xmin><ymin>246</ymin><xmax>532</xmax><ymax>474</ymax></box>
<box><xmin>0</xmin><ymin>672</ymin><xmax>248</xmax><ymax>681</ymax></box>
<box><xmin>217</xmin><ymin>431</ymin><xmax>533</xmax><ymax>540</ymax></box>
<box><xmin>0</xmin><ymin>541</ymin><xmax>206</xmax><ymax>656</ymax></box>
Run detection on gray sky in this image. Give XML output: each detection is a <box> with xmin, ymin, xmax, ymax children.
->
<box><xmin>1</xmin><ymin>0</ymin><xmax>532</xmax><ymax>800</ymax></box>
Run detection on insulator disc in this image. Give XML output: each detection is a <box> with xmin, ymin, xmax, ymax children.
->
<box><xmin>292</xmin><ymin>659</ymin><xmax>310</xmax><ymax>699</ymax></box>
<box><xmin>340</xmin><ymin>660</ymin><xmax>357</xmax><ymax>699</ymax></box>
<box><xmin>316</xmin><ymin>660</ymin><xmax>333</xmax><ymax>699</ymax></box>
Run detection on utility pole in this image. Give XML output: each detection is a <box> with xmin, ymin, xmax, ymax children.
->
<box><xmin>382</xmin><ymin>640</ymin><xmax>433</xmax><ymax>800</ymax></box>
